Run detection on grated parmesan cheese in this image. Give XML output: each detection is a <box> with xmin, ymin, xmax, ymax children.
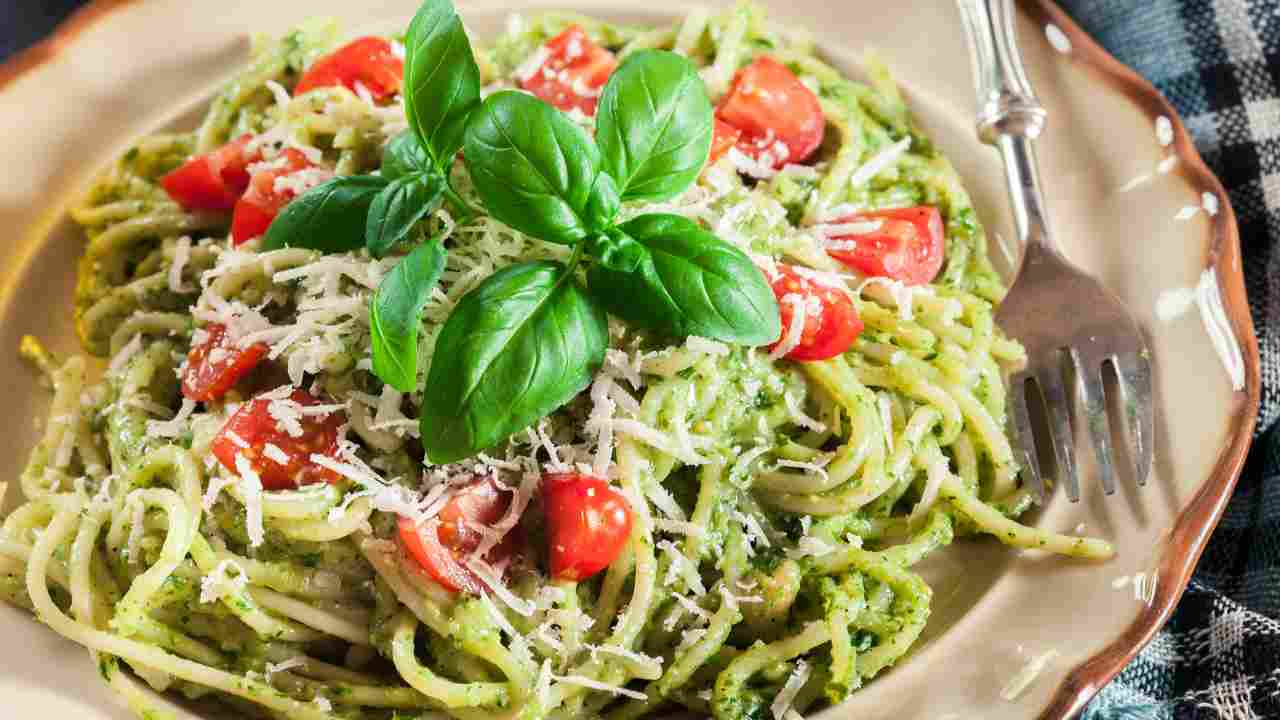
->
<box><xmin>910</xmin><ymin>452</ymin><xmax>950</xmax><ymax>521</ymax></box>
<box><xmin>727</xmin><ymin>146</ymin><xmax>779</xmax><ymax>179</ymax></box>
<box><xmin>168</xmin><ymin>236</ymin><xmax>193</xmax><ymax>293</ymax></box>
<box><xmin>147</xmin><ymin>398</ymin><xmax>196</xmax><ymax>438</ymax></box>
<box><xmin>202</xmin><ymin>474</ymin><xmax>237</xmax><ymax>510</ymax></box>
<box><xmin>234</xmin><ymin>454</ymin><xmax>266</xmax><ymax>547</ymax></box>
<box><xmin>199</xmin><ymin>558</ymin><xmax>247</xmax><ymax>604</ymax></box>
<box><xmin>108</xmin><ymin>335</ymin><xmax>144</xmax><ymax>375</ymax></box>
<box><xmin>772</xmin><ymin>659</ymin><xmax>811</xmax><ymax>720</ymax></box>
<box><xmin>262</xmin><ymin>443</ymin><xmax>291</xmax><ymax>465</ymax></box>
<box><xmin>769</xmin><ymin>294</ymin><xmax>808</xmax><ymax>360</ymax></box>
<box><xmin>847</xmin><ymin>137</ymin><xmax>910</xmax><ymax>188</ymax></box>
<box><xmin>551</xmin><ymin>672</ymin><xmax>647</xmax><ymax>701</ymax></box>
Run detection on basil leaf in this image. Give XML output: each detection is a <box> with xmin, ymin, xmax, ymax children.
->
<box><xmin>587</xmin><ymin>213</ymin><xmax>780</xmax><ymax>344</ymax></box>
<box><xmin>261</xmin><ymin>175</ymin><xmax>389</xmax><ymax>252</ymax></box>
<box><xmin>464</xmin><ymin>91</ymin><xmax>610</xmax><ymax>244</ymax></box>
<box><xmin>421</xmin><ymin>261</ymin><xmax>608</xmax><ymax>463</ymax></box>
<box><xmin>381</xmin><ymin>130</ymin><xmax>433</xmax><ymax>180</ymax></box>
<box><xmin>370</xmin><ymin>238</ymin><xmax>448</xmax><ymax>392</ymax></box>
<box><xmin>404</xmin><ymin>0</ymin><xmax>480</xmax><ymax>169</ymax></box>
<box><xmin>595</xmin><ymin>50</ymin><xmax>714</xmax><ymax>203</ymax></box>
<box><xmin>366</xmin><ymin>172</ymin><xmax>445</xmax><ymax>258</ymax></box>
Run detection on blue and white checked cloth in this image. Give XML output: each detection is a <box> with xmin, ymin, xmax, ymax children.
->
<box><xmin>3</xmin><ymin>1</ymin><xmax>1279</xmax><ymax>718</ymax></box>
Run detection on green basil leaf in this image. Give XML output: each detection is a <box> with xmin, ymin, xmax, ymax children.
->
<box><xmin>366</xmin><ymin>172</ymin><xmax>445</xmax><ymax>258</ymax></box>
<box><xmin>381</xmin><ymin>130</ymin><xmax>433</xmax><ymax>180</ymax></box>
<box><xmin>595</xmin><ymin>50</ymin><xmax>714</xmax><ymax>203</ymax></box>
<box><xmin>587</xmin><ymin>213</ymin><xmax>780</xmax><ymax>344</ymax></box>
<box><xmin>404</xmin><ymin>0</ymin><xmax>480</xmax><ymax>169</ymax></box>
<box><xmin>261</xmin><ymin>175</ymin><xmax>389</xmax><ymax>252</ymax></box>
<box><xmin>370</xmin><ymin>238</ymin><xmax>448</xmax><ymax>392</ymax></box>
<box><xmin>421</xmin><ymin>261</ymin><xmax>608</xmax><ymax>463</ymax></box>
<box><xmin>463</xmin><ymin>91</ymin><xmax>609</xmax><ymax>244</ymax></box>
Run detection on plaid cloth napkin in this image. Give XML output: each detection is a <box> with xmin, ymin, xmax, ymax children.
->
<box><xmin>2</xmin><ymin>1</ymin><xmax>1279</xmax><ymax>718</ymax></box>
<box><xmin>1058</xmin><ymin>1</ymin><xmax>1280</xmax><ymax>718</ymax></box>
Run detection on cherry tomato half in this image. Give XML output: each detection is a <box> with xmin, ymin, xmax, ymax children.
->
<box><xmin>160</xmin><ymin>134</ymin><xmax>258</xmax><ymax>212</ymax></box>
<box><xmin>716</xmin><ymin>56</ymin><xmax>825</xmax><ymax>169</ymax></box>
<box><xmin>397</xmin><ymin>475</ymin><xmax>521</xmax><ymax>594</ymax></box>
<box><xmin>230</xmin><ymin>149</ymin><xmax>320</xmax><ymax>245</ymax></box>
<box><xmin>825</xmin><ymin>206</ymin><xmax>946</xmax><ymax>286</ymax></box>
<box><xmin>543</xmin><ymin>473</ymin><xmax>633</xmax><ymax>582</ymax></box>
<box><xmin>295</xmin><ymin>36</ymin><xmax>404</xmax><ymax>102</ymax></box>
<box><xmin>181</xmin><ymin>323</ymin><xmax>269</xmax><ymax>402</ymax></box>
<box><xmin>210</xmin><ymin>389</ymin><xmax>344</xmax><ymax>490</ymax></box>
<box><xmin>519</xmin><ymin>25</ymin><xmax>617</xmax><ymax>116</ymax></box>
<box><xmin>767</xmin><ymin>263</ymin><xmax>863</xmax><ymax>362</ymax></box>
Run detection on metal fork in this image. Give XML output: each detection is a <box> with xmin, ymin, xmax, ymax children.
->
<box><xmin>957</xmin><ymin>0</ymin><xmax>1153</xmax><ymax>502</ymax></box>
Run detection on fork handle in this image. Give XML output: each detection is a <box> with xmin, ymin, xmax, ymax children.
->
<box><xmin>957</xmin><ymin>0</ymin><xmax>1059</xmax><ymax>255</ymax></box>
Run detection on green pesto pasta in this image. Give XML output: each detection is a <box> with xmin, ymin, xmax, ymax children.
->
<box><xmin>3</xmin><ymin>4</ymin><xmax>1113</xmax><ymax>720</ymax></box>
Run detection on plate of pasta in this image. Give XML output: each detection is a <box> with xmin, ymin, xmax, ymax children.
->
<box><xmin>0</xmin><ymin>1</ymin><xmax>1259</xmax><ymax>719</ymax></box>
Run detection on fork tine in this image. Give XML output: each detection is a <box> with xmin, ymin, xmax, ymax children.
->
<box><xmin>1035</xmin><ymin>363</ymin><xmax>1081</xmax><ymax>502</ymax></box>
<box><xmin>1007</xmin><ymin>372</ymin><xmax>1045</xmax><ymax>502</ymax></box>
<box><xmin>1114</xmin><ymin>351</ymin><xmax>1154</xmax><ymax>486</ymax></box>
<box><xmin>1070</xmin><ymin>349</ymin><xmax>1117</xmax><ymax>496</ymax></box>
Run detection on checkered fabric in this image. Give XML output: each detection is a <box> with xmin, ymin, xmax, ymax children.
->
<box><xmin>2</xmin><ymin>1</ymin><xmax>1279</xmax><ymax>718</ymax></box>
<box><xmin>1058</xmin><ymin>1</ymin><xmax>1280</xmax><ymax>718</ymax></box>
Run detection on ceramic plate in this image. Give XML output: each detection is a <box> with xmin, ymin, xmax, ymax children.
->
<box><xmin>0</xmin><ymin>1</ymin><xmax>1260</xmax><ymax>718</ymax></box>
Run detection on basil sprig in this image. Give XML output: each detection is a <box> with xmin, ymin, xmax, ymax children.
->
<box><xmin>420</xmin><ymin>47</ymin><xmax>777</xmax><ymax>461</ymax></box>
<box><xmin>252</xmin><ymin>0</ymin><xmax>781</xmax><ymax>464</ymax></box>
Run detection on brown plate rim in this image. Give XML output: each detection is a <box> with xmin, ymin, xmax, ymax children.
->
<box><xmin>0</xmin><ymin>1</ymin><xmax>1264</xmax><ymax>719</ymax></box>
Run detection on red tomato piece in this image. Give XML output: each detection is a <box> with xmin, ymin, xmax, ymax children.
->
<box><xmin>708</xmin><ymin>118</ymin><xmax>742</xmax><ymax>165</ymax></box>
<box><xmin>295</xmin><ymin>36</ymin><xmax>404</xmax><ymax>102</ymax></box>
<box><xmin>825</xmin><ymin>206</ymin><xmax>946</xmax><ymax>286</ymax></box>
<box><xmin>180</xmin><ymin>323</ymin><xmax>269</xmax><ymax>402</ymax></box>
<box><xmin>397</xmin><ymin>475</ymin><xmax>521</xmax><ymax>594</ymax></box>
<box><xmin>519</xmin><ymin>25</ymin><xmax>617</xmax><ymax>115</ymax></box>
<box><xmin>543</xmin><ymin>473</ymin><xmax>633</xmax><ymax>582</ymax></box>
<box><xmin>210</xmin><ymin>389</ymin><xmax>345</xmax><ymax>490</ymax></box>
<box><xmin>230</xmin><ymin>149</ymin><xmax>319</xmax><ymax>245</ymax></box>
<box><xmin>716</xmin><ymin>56</ymin><xmax>825</xmax><ymax>169</ymax></box>
<box><xmin>767</xmin><ymin>263</ymin><xmax>863</xmax><ymax>362</ymax></box>
<box><xmin>160</xmin><ymin>134</ymin><xmax>258</xmax><ymax>212</ymax></box>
